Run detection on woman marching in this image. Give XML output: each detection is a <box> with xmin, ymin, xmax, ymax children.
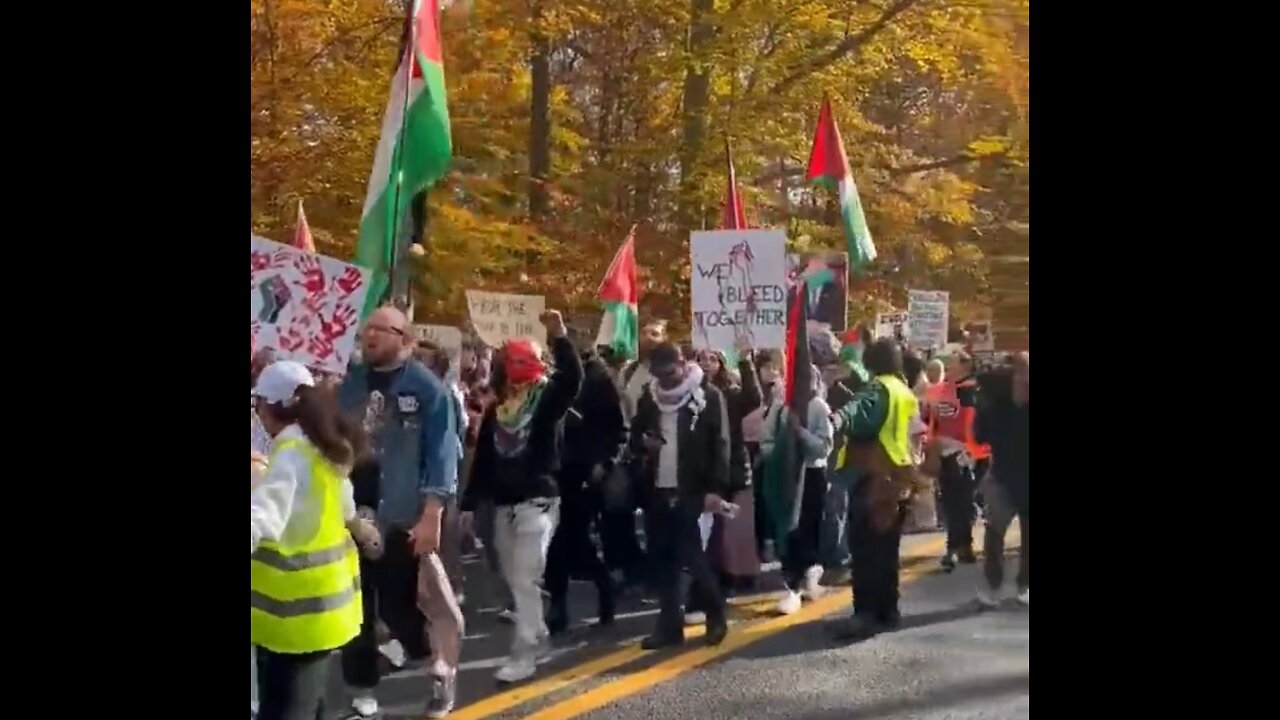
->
<box><xmin>251</xmin><ymin>360</ymin><xmax>380</xmax><ymax>720</ymax></box>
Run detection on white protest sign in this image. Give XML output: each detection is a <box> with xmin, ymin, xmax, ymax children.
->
<box><xmin>690</xmin><ymin>228</ymin><xmax>788</xmax><ymax>352</ymax></box>
<box><xmin>465</xmin><ymin>290</ymin><xmax>546</xmax><ymax>347</ymax></box>
<box><xmin>413</xmin><ymin>324</ymin><xmax>464</xmax><ymax>382</ymax></box>
<box><xmin>250</xmin><ymin>235</ymin><xmax>371</xmax><ymax>374</ymax></box>
<box><xmin>875</xmin><ymin>311</ymin><xmax>910</xmax><ymax>342</ymax></box>
<box><xmin>907</xmin><ymin>289</ymin><xmax>950</xmax><ymax>350</ymax></box>
<box><xmin>965</xmin><ymin>313</ymin><xmax>995</xmax><ymax>353</ymax></box>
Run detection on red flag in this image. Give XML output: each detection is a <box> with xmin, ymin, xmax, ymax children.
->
<box><xmin>292</xmin><ymin>200</ymin><xmax>316</xmax><ymax>253</ymax></box>
<box><xmin>721</xmin><ymin>138</ymin><xmax>748</xmax><ymax>230</ymax></box>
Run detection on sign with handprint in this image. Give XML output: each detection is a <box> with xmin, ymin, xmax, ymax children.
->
<box><xmin>250</xmin><ymin>235</ymin><xmax>371</xmax><ymax>374</ymax></box>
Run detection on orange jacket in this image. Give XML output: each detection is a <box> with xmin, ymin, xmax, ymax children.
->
<box><xmin>925</xmin><ymin>378</ymin><xmax>990</xmax><ymax>460</ymax></box>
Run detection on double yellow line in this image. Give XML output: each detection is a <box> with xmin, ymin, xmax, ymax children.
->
<box><xmin>449</xmin><ymin>535</ymin><xmax>947</xmax><ymax>720</ymax></box>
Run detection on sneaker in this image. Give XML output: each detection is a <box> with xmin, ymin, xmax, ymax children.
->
<box><xmin>684</xmin><ymin>611</ymin><xmax>707</xmax><ymax>625</ymax></box>
<box><xmin>494</xmin><ymin>656</ymin><xmax>537</xmax><ymax>683</ymax></box>
<box><xmin>956</xmin><ymin>547</ymin><xmax>977</xmax><ymax>564</ymax></box>
<box><xmin>777</xmin><ymin>590</ymin><xmax>802</xmax><ymax>616</ymax></box>
<box><xmin>424</xmin><ymin>674</ymin><xmax>457</xmax><ymax>718</ymax></box>
<box><xmin>977</xmin><ymin>585</ymin><xmax>1003</xmax><ymax>609</ymax></box>
<box><xmin>1016</xmin><ymin>587</ymin><xmax>1029</xmax><ymax>606</ymax></box>
<box><xmin>348</xmin><ymin>695</ymin><xmax>379</xmax><ymax>718</ymax></box>
<box><xmin>802</xmin><ymin>565</ymin><xmax>826</xmax><ymax>601</ymax></box>
<box><xmin>940</xmin><ymin>552</ymin><xmax>957</xmax><ymax>572</ymax></box>
<box><xmin>377</xmin><ymin>639</ymin><xmax>406</xmax><ymax>668</ymax></box>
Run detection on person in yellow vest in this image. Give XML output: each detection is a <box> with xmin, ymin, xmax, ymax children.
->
<box><xmin>251</xmin><ymin>361</ymin><xmax>378</xmax><ymax>720</ymax></box>
<box><xmin>827</xmin><ymin>339</ymin><xmax>925</xmax><ymax>641</ymax></box>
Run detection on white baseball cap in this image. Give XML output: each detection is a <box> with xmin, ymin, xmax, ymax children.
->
<box><xmin>252</xmin><ymin>360</ymin><xmax>316</xmax><ymax>406</ymax></box>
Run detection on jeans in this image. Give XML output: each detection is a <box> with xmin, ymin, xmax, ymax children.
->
<box><xmin>255</xmin><ymin>647</ymin><xmax>332</xmax><ymax>720</ymax></box>
<box><xmin>494</xmin><ymin>498</ymin><xmax>560</xmax><ymax>657</ymax></box>
<box><xmin>646</xmin><ymin>490</ymin><xmax>725</xmax><ymax>637</ymax></box>
<box><xmin>983</xmin><ymin>479</ymin><xmax>1028</xmax><ymax>591</ymax></box>
<box><xmin>938</xmin><ymin>453</ymin><xmax>977</xmax><ymax>552</ymax></box>
<box><xmin>819</xmin><ymin>474</ymin><xmax>852</xmax><ymax>568</ymax></box>
<box><xmin>783</xmin><ymin>467</ymin><xmax>829</xmax><ymax>590</ymax></box>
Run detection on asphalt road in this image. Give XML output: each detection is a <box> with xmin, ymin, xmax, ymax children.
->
<box><xmin>322</xmin><ymin>526</ymin><xmax>1027</xmax><ymax>720</ymax></box>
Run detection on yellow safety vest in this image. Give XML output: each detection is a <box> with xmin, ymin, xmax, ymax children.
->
<box><xmin>876</xmin><ymin>374</ymin><xmax>918</xmax><ymax>468</ymax></box>
<box><xmin>251</xmin><ymin>438</ymin><xmax>362</xmax><ymax>654</ymax></box>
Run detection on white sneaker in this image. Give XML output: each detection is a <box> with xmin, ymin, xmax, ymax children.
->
<box><xmin>377</xmin><ymin>639</ymin><xmax>406</xmax><ymax>668</ymax></box>
<box><xmin>802</xmin><ymin>565</ymin><xmax>827</xmax><ymax>601</ymax></box>
<box><xmin>1016</xmin><ymin>587</ymin><xmax>1029</xmax><ymax>606</ymax></box>
<box><xmin>495</xmin><ymin>657</ymin><xmax>537</xmax><ymax>683</ymax></box>
<box><xmin>350</xmin><ymin>695</ymin><xmax>379</xmax><ymax>718</ymax></box>
<box><xmin>777</xmin><ymin>590</ymin><xmax>803</xmax><ymax>616</ymax></box>
<box><xmin>684</xmin><ymin>611</ymin><xmax>707</xmax><ymax>626</ymax></box>
<box><xmin>977</xmin><ymin>585</ymin><xmax>1003</xmax><ymax>609</ymax></box>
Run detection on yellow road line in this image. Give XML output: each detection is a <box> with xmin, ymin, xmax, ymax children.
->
<box><xmin>519</xmin><ymin>536</ymin><xmax>946</xmax><ymax>720</ymax></box>
<box><xmin>449</xmin><ymin>595</ymin><xmax>783</xmax><ymax>720</ymax></box>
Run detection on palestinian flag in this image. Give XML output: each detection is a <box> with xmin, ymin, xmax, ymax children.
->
<box><xmin>763</xmin><ymin>284</ymin><xmax>814</xmax><ymax>554</ymax></box>
<box><xmin>355</xmin><ymin>0</ymin><xmax>452</xmax><ymax>317</ymax></box>
<box><xmin>595</xmin><ymin>227</ymin><xmax>639</xmax><ymax>360</ymax></box>
<box><xmin>292</xmin><ymin>200</ymin><xmax>316</xmax><ymax>253</ymax></box>
<box><xmin>721</xmin><ymin>138</ymin><xmax>747</xmax><ymax>230</ymax></box>
<box><xmin>804</xmin><ymin>97</ymin><xmax>877</xmax><ymax>272</ymax></box>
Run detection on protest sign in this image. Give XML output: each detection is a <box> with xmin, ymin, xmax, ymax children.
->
<box><xmin>964</xmin><ymin>313</ymin><xmax>995</xmax><ymax>352</ymax></box>
<box><xmin>413</xmin><ymin>324</ymin><xmax>463</xmax><ymax>382</ymax></box>
<box><xmin>250</xmin><ymin>235</ymin><xmax>371</xmax><ymax>374</ymax></box>
<box><xmin>875</xmin><ymin>311</ymin><xmax>910</xmax><ymax>343</ymax></box>
<box><xmin>690</xmin><ymin>229</ymin><xmax>788</xmax><ymax>352</ymax></box>
<box><xmin>788</xmin><ymin>251</ymin><xmax>848</xmax><ymax>332</ymax></box>
<box><xmin>465</xmin><ymin>290</ymin><xmax>546</xmax><ymax>347</ymax></box>
<box><xmin>907</xmin><ymin>290</ymin><xmax>950</xmax><ymax>350</ymax></box>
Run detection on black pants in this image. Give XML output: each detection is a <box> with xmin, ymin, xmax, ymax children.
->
<box><xmin>256</xmin><ymin>647</ymin><xmax>333</xmax><ymax>720</ymax></box>
<box><xmin>340</xmin><ymin>527</ymin><xmax>428</xmax><ymax>690</ymax></box>
<box><xmin>938</xmin><ymin>454</ymin><xmax>977</xmax><ymax>552</ymax></box>
<box><xmin>601</xmin><ymin>503</ymin><xmax>646</xmax><ymax>582</ymax></box>
<box><xmin>782</xmin><ymin>467</ymin><xmax>829</xmax><ymax>590</ymax></box>
<box><xmin>645</xmin><ymin>491</ymin><xmax>725</xmax><ymax>637</ymax></box>
<box><xmin>545</xmin><ymin>473</ymin><xmax>610</xmax><ymax>603</ymax></box>
<box><xmin>848</xmin><ymin>481</ymin><xmax>906</xmax><ymax>624</ymax></box>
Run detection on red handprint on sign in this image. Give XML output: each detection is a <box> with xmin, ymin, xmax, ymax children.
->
<box><xmin>251</xmin><ymin>321</ymin><xmax>261</xmax><ymax>356</ymax></box>
<box><xmin>320</xmin><ymin>304</ymin><xmax>358</xmax><ymax>341</ymax></box>
<box><xmin>294</xmin><ymin>254</ymin><xmax>327</xmax><ymax>296</ymax></box>
<box><xmin>277</xmin><ymin>318</ymin><xmax>307</xmax><ymax>353</ymax></box>
<box><xmin>307</xmin><ymin>334</ymin><xmax>336</xmax><ymax>363</ymax></box>
<box><xmin>271</xmin><ymin>249</ymin><xmax>293</xmax><ymax>269</ymax></box>
<box><xmin>335</xmin><ymin>267</ymin><xmax>364</xmax><ymax>297</ymax></box>
<box><xmin>300</xmin><ymin>290</ymin><xmax>328</xmax><ymax>318</ymax></box>
<box><xmin>251</xmin><ymin>251</ymin><xmax>272</xmax><ymax>273</ymax></box>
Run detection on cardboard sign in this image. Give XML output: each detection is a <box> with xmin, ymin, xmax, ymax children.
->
<box><xmin>465</xmin><ymin>290</ymin><xmax>546</xmax><ymax>347</ymax></box>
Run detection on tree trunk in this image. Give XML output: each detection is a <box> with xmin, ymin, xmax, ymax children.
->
<box><xmin>676</xmin><ymin>0</ymin><xmax>716</xmax><ymax>235</ymax></box>
<box><xmin>528</xmin><ymin>1</ymin><xmax>551</xmax><ymax>220</ymax></box>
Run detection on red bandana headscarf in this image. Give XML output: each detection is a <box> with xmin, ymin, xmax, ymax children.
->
<box><xmin>502</xmin><ymin>339</ymin><xmax>547</xmax><ymax>387</ymax></box>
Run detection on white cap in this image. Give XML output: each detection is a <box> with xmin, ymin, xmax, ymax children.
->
<box><xmin>252</xmin><ymin>360</ymin><xmax>316</xmax><ymax>406</ymax></box>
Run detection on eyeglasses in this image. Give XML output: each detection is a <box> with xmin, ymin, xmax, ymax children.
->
<box><xmin>365</xmin><ymin>325</ymin><xmax>406</xmax><ymax>337</ymax></box>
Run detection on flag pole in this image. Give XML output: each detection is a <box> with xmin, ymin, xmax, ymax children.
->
<box><xmin>387</xmin><ymin>0</ymin><xmax>417</xmax><ymax>309</ymax></box>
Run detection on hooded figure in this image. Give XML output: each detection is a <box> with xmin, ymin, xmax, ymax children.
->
<box><xmin>461</xmin><ymin>314</ymin><xmax>583</xmax><ymax>684</ymax></box>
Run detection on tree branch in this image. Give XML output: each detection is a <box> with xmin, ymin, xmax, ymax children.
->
<box><xmin>750</xmin><ymin>151</ymin><xmax>1009</xmax><ymax>186</ymax></box>
<box><xmin>769</xmin><ymin>0</ymin><xmax>922</xmax><ymax>96</ymax></box>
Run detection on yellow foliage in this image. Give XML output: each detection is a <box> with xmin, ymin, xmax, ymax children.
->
<box><xmin>250</xmin><ymin>0</ymin><xmax>1028</xmax><ymax>334</ymax></box>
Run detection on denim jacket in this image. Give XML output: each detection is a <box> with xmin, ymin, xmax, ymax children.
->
<box><xmin>338</xmin><ymin>360</ymin><xmax>459</xmax><ymax>530</ymax></box>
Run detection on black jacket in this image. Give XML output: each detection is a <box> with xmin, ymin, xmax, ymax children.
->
<box><xmin>629</xmin><ymin>381</ymin><xmax>730</xmax><ymax>501</ymax></box>
<box><xmin>462</xmin><ymin>336</ymin><xmax>583</xmax><ymax>509</ymax></box>
<box><xmin>707</xmin><ymin>358</ymin><xmax>763</xmax><ymax>493</ymax></box>
<box><xmin>561</xmin><ymin>356</ymin><xmax>628</xmax><ymax>482</ymax></box>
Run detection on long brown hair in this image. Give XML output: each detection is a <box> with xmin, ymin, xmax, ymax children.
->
<box><xmin>269</xmin><ymin>385</ymin><xmax>367</xmax><ymax>468</ymax></box>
